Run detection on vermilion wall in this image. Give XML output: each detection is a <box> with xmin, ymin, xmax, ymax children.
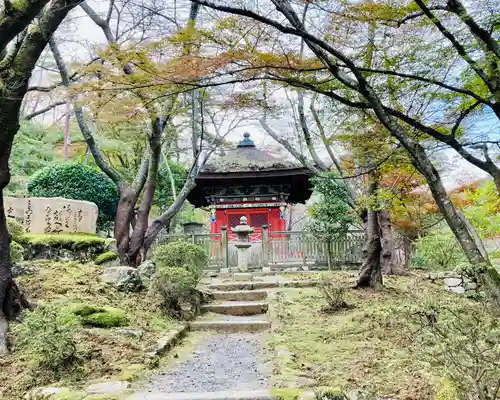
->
<box><xmin>210</xmin><ymin>203</ymin><xmax>285</xmax><ymax>237</ymax></box>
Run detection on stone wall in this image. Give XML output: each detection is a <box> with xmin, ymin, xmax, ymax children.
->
<box><xmin>5</xmin><ymin>197</ymin><xmax>98</xmax><ymax>234</ymax></box>
<box><xmin>427</xmin><ymin>271</ymin><xmax>477</xmax><ymax>295</ymax></box>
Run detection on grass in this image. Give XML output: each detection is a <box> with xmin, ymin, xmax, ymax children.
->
<box><xmin>0</xmin><ymin>260</ymin><xmax>181</xmax><ymax>400</ymax></box>
<box><xmin>267</xmin><ymin>271</ymin><xmax>484</xmax><ymax>400</ymax></box>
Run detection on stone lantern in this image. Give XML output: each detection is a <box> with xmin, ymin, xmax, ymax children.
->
<box><xmin>231</xmin><ymin>216</ymin><xmax>254</xmax><ymax>272</ymax></box>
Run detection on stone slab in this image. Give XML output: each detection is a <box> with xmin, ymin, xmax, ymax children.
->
<box><xmin>444</xmin><ymin>277</ymin><xmax>462</xmax><ymax>287</ymax></box>
<box><xmin>189</xmin><ymin>320</ymin><xmax>271</xmax><ymax>333</ymax></box>
<box><xmin>212</xmin><ymin>290</ymin><xmax>268</xmax><ymax>301</ymax></box>
<box><xmin>127</xmin><ymin>389</ymin><xmax>274</xmax><ymax>400</ymax></box>
<box><xmin>201</xmin><ymin>301</ymin><xmax>268</xmax><ymax>316</ymax></box>
<box><xmin>208</xmin><ymin>280</ymin><xmax>317</xmax><ymax>291</ymax></box>
<box><xmin>5</xmin><ymin>196</ymin><xmax>98</xmax><ymax>234</ymax></box>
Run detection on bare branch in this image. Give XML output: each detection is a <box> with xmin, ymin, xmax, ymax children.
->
<box><xmin>23</xmin><ymin>101</ymin><xmax>66</xmax><ymax>120</ymax></box>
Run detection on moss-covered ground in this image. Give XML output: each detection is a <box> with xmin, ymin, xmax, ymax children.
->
<box><xmin>267</xmin><ymin>271</ymin><xmax>484</xmax><ymax>400</ymax></box>
<box><xmin>0</xmin><ymin>260</ymin><xmax>181</xmax><ymax>400</ymax></box>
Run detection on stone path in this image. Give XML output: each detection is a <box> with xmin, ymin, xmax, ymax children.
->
<box><xmin>128</xmin><ymin>275</ymin><xmax>285</xmax><ymax>400</ymax></box>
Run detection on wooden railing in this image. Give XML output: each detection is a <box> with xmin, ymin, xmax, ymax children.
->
<box><xmin>152</xmin><ymin>227</ymin><xmax>365</xmax><ymax>269</ymax></box>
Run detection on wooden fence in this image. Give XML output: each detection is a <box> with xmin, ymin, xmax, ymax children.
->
<box><xmin>152</xmin><ymin>228</ymin><xmax>365</xmax><ymax>270</ymax></box>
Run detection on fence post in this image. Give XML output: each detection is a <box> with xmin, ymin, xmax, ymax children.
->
<box><xmin>221</xmin><ymin>225</ymin><xmax>229</xmax><ymax>272</ymax></box>
<box><xmin>302</xmin><ymin>232</ymin><xmax>307</xmax><ymax>269</ymax></box>
<box><xmin>262</xmin><ymin>224</ymin><xmax>269</xmax><ymax>269</ymax></box>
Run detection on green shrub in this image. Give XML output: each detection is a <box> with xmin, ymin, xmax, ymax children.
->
<box><xmin>10</xmin><ymin>241</ymin><xmax>24</xmax><ymax>263</ymax></box>
<box><xmin>7</xmin><ymin>217</ymin><xmax>25</xmax><ymax>241</ymax></box>
<box><xmin>148</xmin><ymin>267</ymin><xmax>199</xmax><ymax>318</ymax></box>
<box><xmin>12</xmin><ymin>306</ymin><xmax>79</xmax><ymax>375</ymax></box>
<box><xmin>94</xmin><ymin>251</ymin><xmax>119</xmax><ymax>265</ymax></box>
<box><xmin>152</xmin><ymin>241</ymin><xmax>207</xmax><ymax>281</ymax></box>
<box><xmin>27</xmin><ymin>162</ymin><xmax>118</xmax><ymax>229</ymax></box>
<box><xmin>412</xmin><ymin>230</ymin><xmax>467</xmax><ymax>270</ymax></box>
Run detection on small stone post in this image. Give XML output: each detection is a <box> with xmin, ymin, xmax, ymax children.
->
<box><xmin>262</xmin><ymin>224</ymin><xmax>269</xmax><ymax>270</ymax></box>
<box><xmin>232</xmin><ymin>216</ymin><xmax>254</xmax><ymax>272</ymax></box>
<box><xmin>221</xmin><ymin>225</ymin><xmax>229</xmax><ymax>272</ymax></box>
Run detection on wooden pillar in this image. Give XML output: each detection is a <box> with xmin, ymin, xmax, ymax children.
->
<box><xmin>262</xmin><ymin>224</ymin><xmax>269</xmax><ymax>269</ymax></box>
<box><xmin>221</xmin><ymin>225</ymin><xmax>229</xmax><ymax>271</ymax></box>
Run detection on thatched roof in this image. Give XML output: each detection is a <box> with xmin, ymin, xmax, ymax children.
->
<box><xmin>202</xmin><ymin>133</ymin><xmax>300</xmax><ymax>173</ymax></box>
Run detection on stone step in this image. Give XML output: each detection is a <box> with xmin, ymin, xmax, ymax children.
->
<box><xmin>201</xmin><ymin>301</ymin><xmax>268</xmax><ymax>316</ymax></box>
<box><xmin>212</xmin><ymin>290</ymin><xmax>268</xmax><ymax>301</ymax></box>
<box><xmin>208</xmin><ymin>280</ymin><xmax>317</xmax><ymax>292</ymax></box>
<box><xmin>127</xmin><ymin>389</ymin><xmax>274</xmax><ymax>400</ymax></box>
<box><xmin>189</xmin><ymin>319</ymin><xmax>271</xmax><ymax>333</ymax></box>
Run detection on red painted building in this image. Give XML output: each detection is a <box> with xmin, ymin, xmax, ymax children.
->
<box><xmin>187</xmin><ymin>133</ymin><xmax>314</xmax><ymax>241</ymax></box>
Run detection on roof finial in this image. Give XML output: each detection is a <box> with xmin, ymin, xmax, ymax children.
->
<box><xmin>237</xmin><ymin>132</ymin><xmax>255</xmax><ymax>148</ymax></box>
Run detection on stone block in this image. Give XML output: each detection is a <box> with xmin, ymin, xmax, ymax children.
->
<box><xmin>5</xmin><ymin>196</ymin><xmax>98</xmax><ymax>234</ymax></box>
<box><xmin>86</xmin><ymin>380</ymin><xmax>131</xmax><ymax>396</ymax></box>
<box><xmin>234</xmin><ymin>272</ymin><xmax>253</xmax><ymax>281</ymax></box>
<box><xmin>448</xmin><ymin>286</ymin><xmax>465</xmax><ymax>294</ymax></box>
<box><xmin>444</xmin><ymin>277</ymin><xmax>462</xmax><ymax>287</ymax></box>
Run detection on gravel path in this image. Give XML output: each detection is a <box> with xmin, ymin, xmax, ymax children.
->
<box><xmin>141</xmin><ymin>333</ymin><xmax>269</xmax><ymax>393</ymax></box>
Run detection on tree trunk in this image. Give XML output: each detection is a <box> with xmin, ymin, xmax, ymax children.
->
<box><xmin>357</xmin><ymin>209</ymin><xmax>383</xmax><ymax>288</ymax></box>
<box><xmin>378</xmin><ymin>210</ymin><xmax>396</xmax><ymax>274</ymax></box>
<box><xmin>113</xmin><ymin>187</ymin><xmax>139</xmax><ymax>264</ymax></box>
<box><xmin>357</xmin><ymin>177</ymin><xmax>383</xmax><ymax>288</ymax></box>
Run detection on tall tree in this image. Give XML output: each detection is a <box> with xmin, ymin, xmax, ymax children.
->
<box><xmin>0</xmin><ymin>0</ymin><xmax>83</xmax><ymax>356</ymax></box>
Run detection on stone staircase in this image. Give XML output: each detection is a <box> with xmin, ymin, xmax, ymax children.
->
<box><xmin>190</xmin><ymin>281</ymin><xmax>271</xmax><ymax>333</ymax></box>
<box><xmin>129</xmin><ymin>276</ymin><xmax>318</xmax><ymax>400</ymax></box>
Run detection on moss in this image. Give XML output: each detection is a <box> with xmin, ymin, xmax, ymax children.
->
<box><xmin>118</xmin><ymin>363</ymin><xmax>147</xmax><ymax>382</ymax></box>
<box><xmin>18</xmin><ymin>233</ymin><xmax>105</xmax><ymax>249</ymax></box>
<box><xmin>67</xmin><ymin>303</ymin><xmax>100</xmax><ymax>317</ymax></box>
<box><xmin>82</xmin><ymin>307</ymin><xmax>127</xmax><ymax>328</ymax></box>
<box><xmin>315</xmin><ymin>388</ymin><xmax>347</xmax><ymax>399</ymax></box>
<box><xmin>94</xmin><ymin>251</ymin><xmax>118</xmax><ymax>265</ymax></box>
<box><xmin>11</xmin><ymin>0</ymin><xmax>29</xmax><ymax>11</ymax></box>
<box><xmin>7</xmin><ymin>218</ymin><xmax>25</xmax><ymax>241</ymax></box>
<box><xmin>10</xmin><ymin>241</ymin><xmax>24</xmax><ymax>263</ymax></box>
<box><xmin>53</xmin><ymin>389</ymin><xmax>87</xmax><ymax>400</ymax></box>
<box><xmin>435</xmin><ymin>380</ymin><xmax>460</xmax><ymax>400</ymax></box>
<box><xmin>271</xmin><ymin>388</ymin><xmax>304</xmax><ymax>400</ymax></box>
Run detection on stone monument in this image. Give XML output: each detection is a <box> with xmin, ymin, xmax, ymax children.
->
<box><xmin>231</xmin><ymin>216</ymin><xmax>254</xmax><ymax>272</ymax></box>
<box><xmin>5</xmin><ymin>197</ymin><xmax>98</xmax><ymax>234</ymax></box>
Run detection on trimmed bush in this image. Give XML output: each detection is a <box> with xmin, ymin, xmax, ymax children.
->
<box><xmin>94</xmin><ymin>251</ymin><xmax>119</xmax><ymax>265</ymax></box>
<box><xmin>27</xmin><ymin>162</ymin><xmax>118</xmax><ymax>229</ymax></box>
<box><xmin>10</xmin><ymin>241</ymin><xmax>24</xmax><ymax>264</ymax></box>
<box><xmin>152</xmin><ymin>241</ymin><xmax>207</xmax><ymax>281</ymax></box>
<box><xmin>7</xmin><ymin>217</ymin><xmax>25</xmax><ymax>242</ymax></box>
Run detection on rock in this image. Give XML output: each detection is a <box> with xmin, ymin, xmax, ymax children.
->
<box><xmin>298</xmin><ymin>391</ymin><xmax>317</xmax><ymax>400</ymax></box>
<box><xmin>116</xmin><ymin>329</ymin><xmax>144</xmax><ymax>338</ymax></box>
<box><xmin>448</xmin><ymin>286</ymin><xmax>466</xmax><ymax>294</ymax></box>
<box><xmin>12</xmin><ymin>262</ymin><xmax>36</xmax><ymax>277</ymax></box>
<box><xmin>105</xmin><ymin>238</ymin><xmax>118</xmax><ymax>252</ymax></box>
<box><xmin>465</xmin><ymin>282</ymin><xmax>477</xmax><ymax>290</ymax></box>
<box><xmin>285</xmin><ymin>267</ymin><xmax>299</xmax><ymax>272</ymax></box>
<box><xmin>137</xmin><ymin>260</ymin><xmax>156</xmax><ymax>284</ymax></box>
<box><xmin>24</xmin><ymin>386</ymin><xmax>68</xmax><ymax>399</ymax></box>
<box><xmin>346</xmin><ymin>390</ymin><xmax>378</xmax><ymax>400</ymax></box>
<box><xmin>85</xmin><ymin>380</ymin><xmax>131</xmax><ymax>396</ymax></box>
<box><xmin>444</xmin><ymin>277</ymin><xmax>462</xmax><ymax>287</ymax></box>
<box><xmin>101</xmin><ymin>266</ymin><xmax>141</xmax><ymax>291</ymax></box>
<box><xmin>285</xmin><ymin>376</ymin><xmax>318</xmax><ymax>389</ymax></box>
<box><xmin>155</xmin><ymin>325</ymin><xmax>188</xmax><ymax>356</ymax></box>
<box><xmin>234</xmin><ymin>272</ymin><xmax>253</xmax><ymax>281</ymax></box>
<box><xmin>428</xmin><ymin>272</ymin><xmax>438</xmax><ymax>280</ymax></box>
<box><xmin>277</xmin><ymin>349</ymin><xmax>296</xmax><ymax>358</ymax></box>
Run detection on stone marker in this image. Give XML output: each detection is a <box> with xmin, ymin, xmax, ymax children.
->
<box><xmin>5</xmin><ymin>197</ymin><xmax>98</xmax><ymax>234</ymax></box>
